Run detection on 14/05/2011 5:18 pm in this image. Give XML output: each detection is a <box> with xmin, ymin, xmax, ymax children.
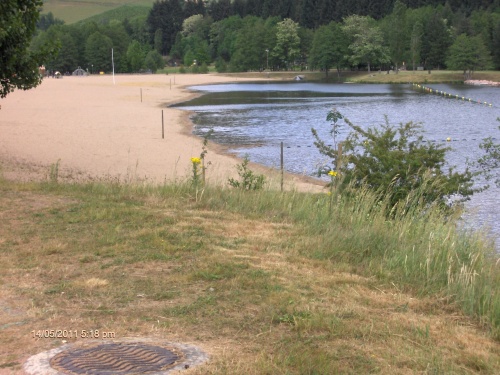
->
<box><xmin>31</xmin><ymin>329</ymin><xmax>116</xmax><ymax>339</ymax></box>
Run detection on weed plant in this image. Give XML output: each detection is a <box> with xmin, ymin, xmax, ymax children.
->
<box><xmin>228</xmin><ymin>156</ymin><xmax>266</xmax><ymax>190</ymax></box>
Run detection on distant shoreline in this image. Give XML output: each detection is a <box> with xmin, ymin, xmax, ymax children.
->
<box><xmin>215</xmin><ymin>71</ymin><xmax>500</xmax><ymax>85</ymax></box>
<box><xmin>465</xmin><ymin>80</ymin><xmax>500</xmax><ymax>87</ymax></box>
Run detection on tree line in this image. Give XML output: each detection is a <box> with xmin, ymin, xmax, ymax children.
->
<box><xmin>201</xmin><ymin>0</ymin><xmax>499</xmax><ymax>28</ymax></box>
<box><xmin>31</xmin><ymin>0</ymin><xmax>500</xmax><ymax>76</ymax></box>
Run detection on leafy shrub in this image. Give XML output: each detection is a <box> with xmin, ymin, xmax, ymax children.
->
<box><xmin>215</xmin><ymin>58</ymin><xmax>228</xmax><ymax>73</ymax></box>
<box><xmin>478</xmin><ymin>120</ymin><xmax>500</xmax><ymax>188</ymax></box>
<box><xmin>228</xmin><ymin>156</ymin><xmax>266</xmax><ymax>190</ymax></box>
<box><xmin>312</xmin><ymin>111</ymin><xmax>478</xmax><ymax>210</ymax></box>
<box><xmin>199</xmin><ymin>62</ymin><xmax>209</xmax><ymax>73</ymax></box>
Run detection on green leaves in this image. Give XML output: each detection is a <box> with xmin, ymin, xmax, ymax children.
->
<box><xmin>313</xmin><ymin>111</ymin><xmax>479</xmax><ymax>212</ymax></box>
<box><xmin>342</xmin><ymin>15</ymin><xmax>390</xmax><ymax>72</ymax></box>
<box><xmin>228</xmin><ymin>156</ymin><xmax>266</xmax><ymax>190</ymax></box>
<box><xmin>309</xmin><ymin>22</ymin><xmax>347</xmax><ymax>78</ymax></box>
<box><xmin>446</xmin><ymin>34</ymin><xmax>493</xmax><ymax>79</ymax></box>
<box><xmin>343</xmin><ymin>117</ymin><xmax>478</xmax><ymax>209</ymax></box>
<box><xmin>1</xmin><ymin>0</ymin><xmax>56</xmax><ymax>98</ymax></box>
<box><xmin>478</xmin><ymin>121</ymin><xmax>500</xmax><ymax>188</ymax></box>
<box><xmin>85</xmin><ymin>31</ymin><xmax>113</xmax><ymax>73</ymax></box>
<box><xmin>272</xmin><ymin>18</ymin><xmax>300</xmax><ymax>69</ymax></box>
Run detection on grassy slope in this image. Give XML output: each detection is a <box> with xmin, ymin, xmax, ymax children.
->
<box><xmin>345</xmin><ymin>70</ymin><xmax>500</xmax><ymax>84</ymax></box>
<box><xmin>41</xmin><ymin>0</ymin><xmax>155</xmax><ymax>24</ymax></box>
<box><xmin>76</xmin><ymin>5</ymin><xmax>151</xmax><ymax>24</ymax></box>
<box><xmin>0</xmin><ymin>164</ymin><xmax>499</xmax><ymax>373</ymax></box>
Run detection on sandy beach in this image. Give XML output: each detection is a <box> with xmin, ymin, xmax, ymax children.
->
<box><xmin>0</xmin><ymin>74</ymin><xmax>322</xmax><ymax>192</ymax></box>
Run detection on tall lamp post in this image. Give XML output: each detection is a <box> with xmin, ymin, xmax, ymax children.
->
<box><xmin>265</xmin><ymin>49</ymin><xmax>269</xmax><ymax>71</ymax></box>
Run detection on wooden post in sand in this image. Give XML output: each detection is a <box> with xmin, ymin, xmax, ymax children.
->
<box><xmin>162</xmin><ymin>110</ymin><xmax>164</xmax><ymax>139</ymax></box>
<box><xmin>140</xmin><ymin>88</ymin><xmax>142</xmax><ymax>102</ymax></box>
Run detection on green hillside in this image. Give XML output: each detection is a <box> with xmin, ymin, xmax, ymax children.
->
<box><xmin>41</xmin><ymin>0</ymin><xmax>156</xmax><ymax>24</ymax></box>
<box><xmin>76</xmin><ymin>5</ymin><xmax>151</xmax><ymax>25</ymax></box>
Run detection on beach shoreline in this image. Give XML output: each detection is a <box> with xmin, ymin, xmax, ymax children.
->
<box><xmin>0</xmin><ymin>73</ymin><xmax>323</xmax><ymax>192</ymax></box>
<box><xmin>464</xmin><ymin>79</ymin><xmax>500</xmax><ymax>87</ymax></box>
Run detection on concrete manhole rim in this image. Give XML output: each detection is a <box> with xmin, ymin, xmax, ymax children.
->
<box><xmin>23</xmin><ymin>338</ymin><xmax>209</xmax><ymax>375</ymax></box>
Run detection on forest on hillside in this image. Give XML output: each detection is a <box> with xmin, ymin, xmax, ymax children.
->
<box><xmin>33</xmin><ymin>0</ymin><xmax>500</xmax><ymax>76</ymax></box>
<box><xmin>197</xmin><ymin>0</ymin><xmax>500</xmax><ymax>26</ymax></box>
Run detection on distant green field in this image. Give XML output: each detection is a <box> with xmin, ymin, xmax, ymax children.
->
<box><xmin>76</xmin><ymin>5</ymin><xmax>151</xmax><ymax>25</ymax></box>
<box><xmin>41</xmin><ymin>0</ymin><xmax>156</xmax><ymax>24</ymax></box>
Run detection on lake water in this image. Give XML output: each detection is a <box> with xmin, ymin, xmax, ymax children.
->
<box><xmin>174</xmin><ymin>82</ymin><xmax>500</xmax><ymax>246</ymax></box>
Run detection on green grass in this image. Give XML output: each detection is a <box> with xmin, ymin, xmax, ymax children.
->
<box><xmin>1</xmin><ymin>169</ymin><xmax>499</xmax><ymax>373</ymax></box>
<box><xmin>158</xmin><ymin>65</ymin><xmax>219</xmax><ymax>75</ymax></box>
<box><xmin>41</xmin><ymin>0</ymin><xmax>156</xmax><ymax>24</ymax></box>
<box><xmin>345</xmin><ymin>70</ymin><xmax>500</xmax><ymax>84</ymax></box>
<box><xmin>223</xmin><ymin>70</ymin><xmax>500</xmax><ymax>84</ymax></box>
<box><xmin>75</xmin><ymin>5</ymin><xmax>151</xmax><ymax>25</ymax></box>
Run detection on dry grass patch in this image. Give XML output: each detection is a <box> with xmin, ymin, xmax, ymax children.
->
<box><xmin>0</xmin><ymin>179</ymin><xmax>498</xmax><ymax>374</ymax></box>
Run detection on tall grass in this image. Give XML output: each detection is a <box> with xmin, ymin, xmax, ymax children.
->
<box><xmin>10</xmin><ymin>171</ymin><xmax>500</xmax><ymax>338</ymax></box>
<box><xmin>141</xmin><ymin>177</ymin><xmax>500</xmax><ymax>338</ymax></box>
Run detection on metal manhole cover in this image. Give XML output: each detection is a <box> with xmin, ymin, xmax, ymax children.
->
<box><xmin>49</xmin><ymin>342</ymin><xmax>183</xmax><ymax>375</ymax></box>
<box><xmin>24</xmin><ymin>339</ymin><xmax>209</xmax><ymax>375</ymax></box>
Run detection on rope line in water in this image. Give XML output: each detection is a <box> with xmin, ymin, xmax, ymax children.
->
<box><xmin>412</xmin><ymin>83</ymin><xmax>494</xmax><ymax>107</ymax></box>
<box><xmin>267</xmin><ymin>137</ymin><xmax>497</xmax><ymax>149</ymax></box>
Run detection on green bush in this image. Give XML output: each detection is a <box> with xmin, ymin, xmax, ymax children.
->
<box><xmin>228</xmin><ymin>156</ymin><xmax>266</xmax><ymax>190</ymax></box>
<box><xmin>199</xmin><ymin>62</ymin><xmax>209</xmax><ymax>73</ymax></box>
<box><xmin>478</xmin><ymin>120</ymin><xmax>500</xmax><ymax>188</ymax></box>
<box><xmin>312</xmin><ymin>111</ymin><xmax>479</xmax><ymax>210</ymax></box>
<box><xmin>215</xmin><ymin>58</ymin><xmax>228</xmax><ymax>73</ymax></box>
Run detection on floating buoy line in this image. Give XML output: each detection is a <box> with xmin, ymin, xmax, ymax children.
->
<box><xmin>273</xmin><ymin>137</ymin><xmax>497</xmax><ymax>149</ymax></box>
<box><xmin>412</xmin><ymin>83</ymin><xmax>494</xmax><ymax>107</ymax></box>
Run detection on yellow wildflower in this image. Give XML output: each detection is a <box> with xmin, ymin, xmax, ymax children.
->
<box><xmin>191</xmin><ymin>157</ymin><xmax>201</xmax><ymax>164</ymax></box>
<box><xmin>328</xmin><ymin>170</ymin><xmax>337</xmax><ymax>177</ymax></box>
